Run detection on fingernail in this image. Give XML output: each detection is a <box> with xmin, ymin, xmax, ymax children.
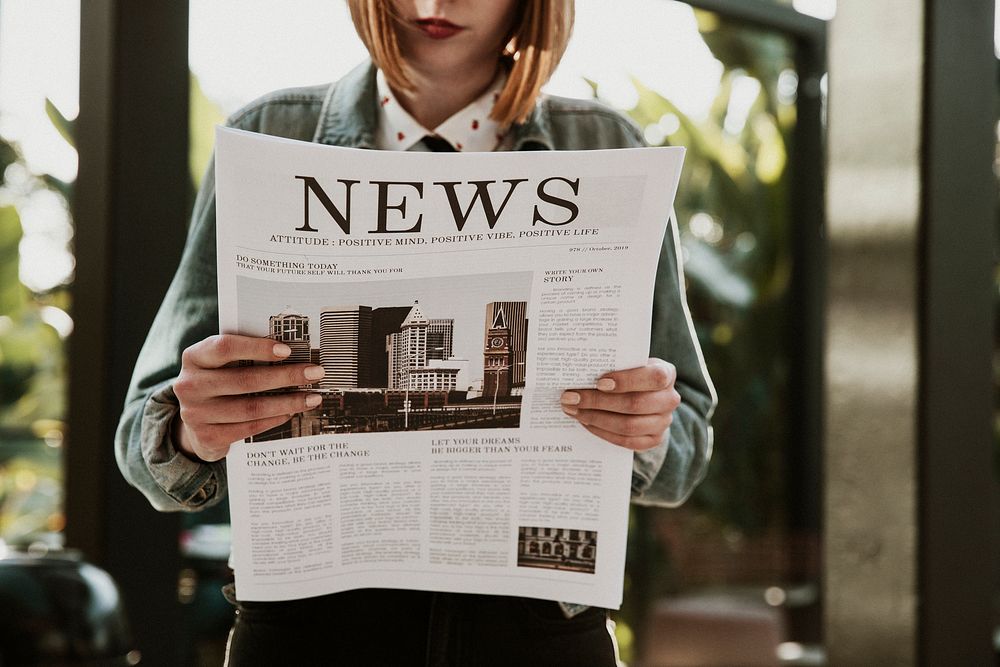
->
<box><xmin>305</xmin><ymin>394</ymin><xmax>322</xmax><ymax>408</ymax></box>
<box><xmin>304</xmin><ymin>365</ymin><xmax>325</xmax><ymax>381</ymax></box>
<box><xmin>597</xmin><ymin>378</ymin><xmax>616</xmax><ymax>392</ymax></box>
<box><xmin>562</xmin><ymin>406</ymin><xmax>578</xmax><ymax>416</ymax></box>
<box><xmin>561</xmin><ymin>391</ymin><xmax>580</xmax><ymax>405</ymax></box>
<box><xmin>273</xmin><ymin>343</ymin><xmax>291</xmax><ymax>357</ymax></box>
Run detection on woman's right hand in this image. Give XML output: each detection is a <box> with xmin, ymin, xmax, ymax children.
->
<box><xmin>172</xmin><ymin>334</ymin><xmax>325</xmax><ymax>462</ymax></box>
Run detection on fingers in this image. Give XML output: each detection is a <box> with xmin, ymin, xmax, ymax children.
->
<box><xmin>561</xmin><ymin>388</ymin><xmax>680</xmax><ymax>415</ymax></box>
<box><xmin>177</xmin><ymin>392</ymin><xmax>322</xmax><ymax>461</ymax></box>
<box><xmin>175</xmin><ymin>363</ymin><xmax>325</xmax><ymax>400</ymax></box>
<box><xmin>182</xmin><ymin>334</ymin><xmax>294</xmax><ymax>370</ymax></box>
<box><xmin>180</xmin><ymin>391</ymin><xmax>322</xmax><ymax>426</ymax></box>
<box><xmin>559</xmin><ymin>359</ymin><xmax>681</xmax><ymax>451</ymax></box>
<box><xmin>174</xmin><ymin>334</ymin><xmax>327</xmax><ymax>463</ymax></box>
<box><xmin>559</xmin><ymin>358</ymin><xmax>680</xmax><ymax>416</ymax></box>
<box><xmin>564</xmin><ymin>401</ymin><xmax>674</xmax><ymax>451</ymax></box>
<box><xmin>589</xmin><ymin>358</ymin><xmax>677</xmax><ymax>394</ymax></box>
<box><xmin>565</xmin><ymin>407</ymin><xmax>673</xmax><ymax>439</ymax></box>
<box><xmin>181</xmin><ymin>414</ymin><xmax>295</xmax><ymax>462</ymax></box>
<box><xmin>580</xmin><ymin>423</ymin><xmax>666</xmax><ymax>452</ymax></box>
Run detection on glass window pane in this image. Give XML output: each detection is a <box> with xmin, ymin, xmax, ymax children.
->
<box><xmin>551</xmin><ymin>3</ymin><xmax>823</xmax><ymax>664</ymax></box>
<box><xmin>0</xmin><ymin>1</ymin><xmax>78</xmax><ymax>550</ymax></box>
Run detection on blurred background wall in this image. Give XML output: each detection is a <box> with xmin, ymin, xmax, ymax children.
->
<box><xmin>824</xmin><ymin>2</ymin><xmax>923</xmax><ymax>662</ymax></box>
<box><xmin>0</xmin><ymin>1</ymin><xmax>995</xmax><ymax>665</ymax></box>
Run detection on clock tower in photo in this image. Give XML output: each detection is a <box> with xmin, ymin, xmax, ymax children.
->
<box><xmin>483</xmin><ymin>306</ymin><xmax>512</xmax><ymax>397</ymax></box>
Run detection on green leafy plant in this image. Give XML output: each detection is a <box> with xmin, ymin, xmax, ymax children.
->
<box><xmin>0</xmin><ymin>124</ymin><xmax>70</xmax><ymax>543</ymax></box>
<box><xmin>617</xmin><ymin>18</ymin><xmax>796</xmax><ymax>536</ymax></box>
<box><xmin>603</xmin><ymin>14</ymin><xmax>801</xmax><ymax>659</ymax></box>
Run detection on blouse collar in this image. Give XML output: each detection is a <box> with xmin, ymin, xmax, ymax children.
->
<box><xmin>375</xmin><ymin>68</ymin><xmax>508</xmax><ymax>152</ymax></box>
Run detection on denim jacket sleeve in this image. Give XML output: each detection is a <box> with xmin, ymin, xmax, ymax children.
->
<box><xmin>629</xmin><ymin>213</ymin><xmax>716</xmax><ymax>507</ymax></box>
<box><xmin>114</xmin><ymin>155</ymin><xmax>228</xmax><ymax>512</ymax></box>
<box><xmin>536</xmin><ymin>97</ymin><xmax>716</xmax><ymax>506</ymax></box>
<box><xmin>115</xmin><ymin>86</ymin><xmax>329</xmax><ymax>511</ymax></box>
<box><xmin>567</xmin><ymin>104</ymin><xmax>715</xmax><ymax>507</ymax></box>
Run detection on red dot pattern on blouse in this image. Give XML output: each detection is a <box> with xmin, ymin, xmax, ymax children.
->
<box><xmin>375</xmin><ymin>68</ymin><xmax>507</xmax><ymax>151</ymax></box>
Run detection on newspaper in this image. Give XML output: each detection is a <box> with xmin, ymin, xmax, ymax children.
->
<box><xmin>215</xmin><ymin>127</ymin><xmax>684</xmax><ymax>608</ymax></box>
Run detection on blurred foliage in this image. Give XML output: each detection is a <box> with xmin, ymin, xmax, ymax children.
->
<box><xmin>45</xmin><ymin>98</ymin><xmax>76</xmax><ymax>149</ymax></box>
<box><xmin>0</xmin><ymin>442</ymin><xmax>62</xmax><ymax>542</ymax></box>
<box><xmin>620</xmin><ymin>14</ymin><xmax>796</xmax><ymax>535</ymax></box>
<box><xmin>42</xmin><ymin>99</ymin><xmax>76</xmax><ymax>201</ymax></box>
<box><xmin>0</xmin><ymin>114</ymin><xmax>71</xmax><ymax>543</ymax></box>
<box><xmin>190</xmin><ymin>73</ymin><xmax>226</xmax><ymax>185</ymax></box>
<box><xmin>0</xmin><ymin>140</ymin><xmax>69</xmax><ymax>429</ymax></box>
<box><xmin>606</xmin><ymin>13</ymin><xmax>800</xmax><ymax>656</ymax></box>
<box><xmin>0</xmin><ymin>73</ymin><xmax>225</xmax><ymax>546</ymax></box>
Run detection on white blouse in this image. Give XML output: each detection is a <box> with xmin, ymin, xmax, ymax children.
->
<box><xmin>375</xmin><ymin>68</ymin><xmax>510</xmax><ymax>152</ymax></box>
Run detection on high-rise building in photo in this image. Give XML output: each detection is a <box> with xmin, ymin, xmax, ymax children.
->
<box><xmin>483</xmin><ymin>301</ymin><xmax>528</xmax><ymax>392</ymax></box>
<box><xmin>427</xmin><ymin>318</ymin><xmax>454</xmax><ymax>360</ymax></box>
<box><xmin>407</xmin><ymin>367</ymin><xmax>460</xmax><ymax>391</ymax></box>
<box><xmin>387</xmin><ymin>302</ymin><xmax>429</xmax><ymax>390</ymax></box>
<box><xmin>483</xmin><ymin>305</ymin><xmax>512</xmax><ymax>397</ymax></box>
<box><xmin>369</xmin><ymin>306</ymin><xmax>414</xmax><ymax>388</ymax></box>
<box><xmin>384</xmin><ymin>304</ymin><xmax>460</xmax><ymax>391</ymax></box>
<box><xmin>269</xmin><ymin>310</ymin><xmax>311</xmax><ymax>364</ymax></box>
<box><xmin>320</xmin><ymin>305</ymin><xmax>372</xmax><ymax>388</ymax></box>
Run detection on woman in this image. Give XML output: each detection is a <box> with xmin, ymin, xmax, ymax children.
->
<box><xmin>116</xmin><ymin>1</ymin><xmax>715</xmax><ymax>664</ymax></box>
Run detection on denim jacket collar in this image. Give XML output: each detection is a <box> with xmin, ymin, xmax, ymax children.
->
<box><xmin>312</xmin><ymin>60</ymin><xmax>555</xmax><ymax>151</ymax></box>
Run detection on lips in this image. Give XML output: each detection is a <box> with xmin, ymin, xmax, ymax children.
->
<box><xmin>415</xmin><ymin>17</ymin><xmax>464</xmax><ymax>39</ymax></box>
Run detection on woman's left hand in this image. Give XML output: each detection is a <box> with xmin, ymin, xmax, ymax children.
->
<box><xmin>560</xmin><ymin>358</ymin><xmax>681</xmax><ymax>451</ymax></box>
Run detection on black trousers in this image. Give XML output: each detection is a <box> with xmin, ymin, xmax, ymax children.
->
<box><xmin>224</xmin><ymin>588</ymin><xmax>619</xmax><ymax>666</ymax></box>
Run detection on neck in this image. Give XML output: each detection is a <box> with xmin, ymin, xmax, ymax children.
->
<box><xmin>393</xmin><ymin>60</ymin><xmax>499</xmax><ymax>130</ymax></box>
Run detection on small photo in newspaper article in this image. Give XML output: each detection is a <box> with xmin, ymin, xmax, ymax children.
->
<box><xmin>517</xmin><ymin>526</ymin><xmax>598</xmax><ymax>575</ymax></box>
<box><xmin>236</xmin><ymin>272</ymin><xmax>532</xmax><ymax>442</ymax></box>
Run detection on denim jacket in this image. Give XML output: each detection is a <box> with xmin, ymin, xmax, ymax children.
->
<box><xmin>115</xmin><ymin>60</ymin><xmax>715</xmax><ymax>517</ymax></box>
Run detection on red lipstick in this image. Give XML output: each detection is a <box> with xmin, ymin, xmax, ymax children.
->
<box><xmin>415</xmin><ymin>17</ymin><xmax>463</xmax><ymax>39</ymax></box>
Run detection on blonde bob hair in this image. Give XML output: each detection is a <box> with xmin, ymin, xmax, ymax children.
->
<box><xmin>347</xmin><ymin>0</ymin><xmax>575</xmax><ymax>128</ymax></box>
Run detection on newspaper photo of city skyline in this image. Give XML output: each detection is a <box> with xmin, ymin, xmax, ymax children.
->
<box><xmin>235</xmin><ymin>272</ymin><xmax>532</xmax><ymax>442</ymax></box>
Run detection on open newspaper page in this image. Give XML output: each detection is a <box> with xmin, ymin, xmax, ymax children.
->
<box><xmin>215</xmin><ymin>127</ymin><xmax>684</xmax><ymax>608</ymax></box>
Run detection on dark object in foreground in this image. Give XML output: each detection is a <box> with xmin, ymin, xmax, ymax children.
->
<box><xmin>0</xmin><ymin>546</ymin><xmax>135</xmax><ymax>665</ymax></box>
